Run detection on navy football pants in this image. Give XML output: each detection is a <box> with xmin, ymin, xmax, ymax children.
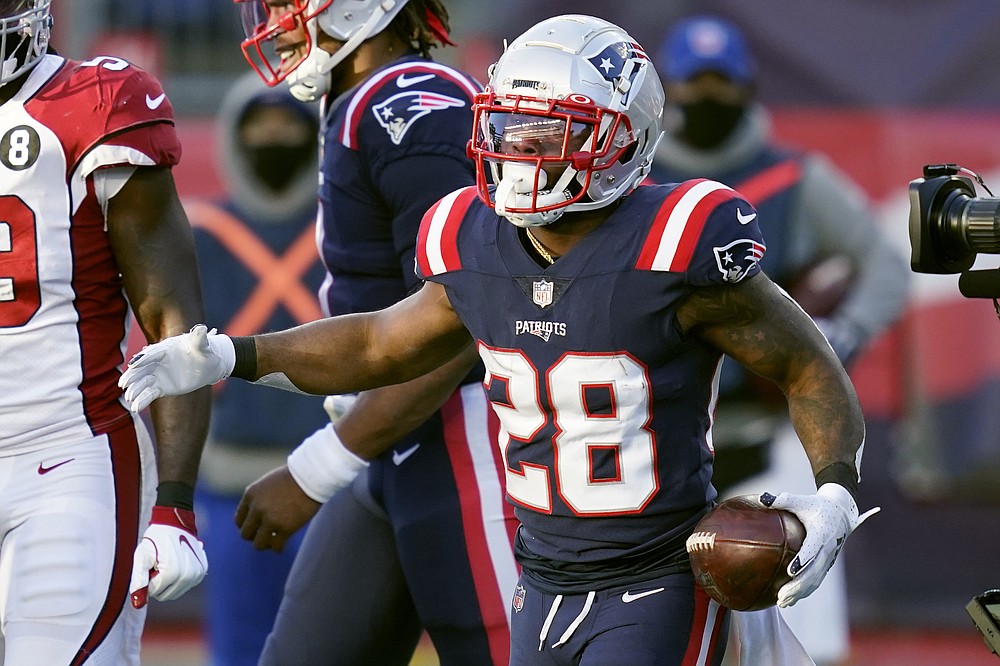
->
<box><xmin>510</xmin><ymin>570</ymin><xmax>729</xmax><ymax>666</ymax></box>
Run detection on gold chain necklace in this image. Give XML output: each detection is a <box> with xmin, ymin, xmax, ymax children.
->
<box><xmin>525</xmin><ymin>229</ymin><xmax>555</xmax><ymax>264</ymax></box>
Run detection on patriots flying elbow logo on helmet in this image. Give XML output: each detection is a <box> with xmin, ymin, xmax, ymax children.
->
<box><xmin>586</xmin><ymin>42</ymin><xmax>649</xmax><ymax>104</ymax></box>
<box><xmin>713</xmin><ymin>239</ymin><xmax>766</xmax><ymax>283</ymax></box>
<box><xmin>372</xmin><ymin>91</ymin><xmax>466</xmax><ymax>145</ymax></box>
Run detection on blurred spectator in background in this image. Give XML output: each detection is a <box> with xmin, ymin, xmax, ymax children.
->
<box><xmin>229</xmin><ymin>1</ymin><xmax>519</xmax><ymax>664</ymax></box>
<box><xmin>186</xmin><ymin>72</ymin><xmax>326</xmax><ymax>666</ymax></box>
<box><xmin>649</xmin><ymin>15</ymin><xmax>910</xmax><ymax>666</ymax></box>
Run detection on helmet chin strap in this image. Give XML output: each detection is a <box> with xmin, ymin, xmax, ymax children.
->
<box><xmin>286</xmin><ymin>0</ymin><xmax>396</xmax><ymax>102</ymax></box>
<box><xmin>495</xmin><ymin>162</ymin><xmax>577</xmax><ymax>228</ymax></box>
<box><xmin>1</xmin><ymin>54</ymin><xmax>18</xmax><ymax>82</ymax></box>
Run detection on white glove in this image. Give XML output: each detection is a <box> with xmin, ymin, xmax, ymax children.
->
<box><xmin>119</xmin><ymin>324</ymin><xmax>235</xmax><ymax>412</ymax></box>
<box><xmin>759</xmin><ymin>483</ymin><xmax>879</xmax><ymax>607</ymax></box>
<box><xmin>130</xmin><ymin>506</ymin><xmax>208</xmax><ymax>608</ymax></box>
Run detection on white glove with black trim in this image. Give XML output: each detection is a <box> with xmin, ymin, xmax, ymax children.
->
<box><xmin>759</xmin><ymin>483</ymin><xmax>879</xmax><ymax>607</ymax></box>
<box><xmin>120</xmin><ymin>324</ymin><xmax>235</xmax><ymax>412</ymax></box>
<box><xmin>130</xmin><ymin>507</ymin><xmax>208</xmax><ymax>608</ymax></box>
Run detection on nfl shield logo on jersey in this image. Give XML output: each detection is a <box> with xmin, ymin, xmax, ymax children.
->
<box><xmin>532</xmin><ymin>279</ymin><xmax>554</xmax><ymax>308</ymax></box>
<box><xmin>512</xmin><ymin>584</ymin><xmax>526</xmax><ymax>613</ymax></box>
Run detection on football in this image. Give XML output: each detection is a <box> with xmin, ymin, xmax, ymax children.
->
<box><xmin>685</xmin><ymin>495</ymin><xmax>806</xmax><ymax>611</ymax></box>
<box><xmin>785</xmin><ymin>254</ymin><xmax>855</xmax><ymax>318</ymax></box>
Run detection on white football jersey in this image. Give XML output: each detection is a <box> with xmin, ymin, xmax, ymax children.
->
<box><xmin>0</xmin><ymin>54</ymin><xmax>181</xmax><ymax>455</ymax></box>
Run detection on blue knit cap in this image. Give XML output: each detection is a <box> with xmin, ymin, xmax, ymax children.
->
<box><xmin>659</xmin><ymin>15</ymin><xmax>755</xmax><ymax>85</ymax></box>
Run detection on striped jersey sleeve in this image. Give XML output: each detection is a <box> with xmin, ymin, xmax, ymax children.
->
<box><xmin>416</xmin><ymin>186</ymin><xmax>479</xmax><ymax>278</ymax></box>
<box><xmin>635</xmin><ymin>179</ymin><xmax>766</xmax><ymax>286</ymax></box>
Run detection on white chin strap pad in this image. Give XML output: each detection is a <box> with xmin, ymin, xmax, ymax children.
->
<box><xmin>494</xmin><ymin>163</ymin><xmax>564</xmax><ymax>228</ymax></box>
<box><xmin>286</xmin><ymin>20</ymin><xmax>333</xmax><ymax>102</ymax></box>
<box><xmin>287</xmin><ymin>1</ymin><xmax>395</xmax><ymax>102</ymax></box>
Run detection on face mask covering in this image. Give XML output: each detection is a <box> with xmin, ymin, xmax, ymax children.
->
<box><xmin>246</xmin><ymin>143</ymin><xmax>313</xmax><ymax>192</ymax></box>
<box><xmin>677</xmin><ymin>100</ymin><xmax>747</xmax><ymax>150</ymax></box>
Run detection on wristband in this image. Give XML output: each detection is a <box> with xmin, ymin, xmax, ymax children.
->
<box><xmin>155</xmin><ymin>481</ymin><xmax>195</xmax><ymax>511</ymax></box>
<box><xmin>230</xmin><ymin>336</ymin><xmax>258</xmax><ymax>381</ymax></box>
<box><xmin>287</xmin><ymin>423</ymin><xmax>369</xmax><ymax>503</ymax></box>
<box><xmin>815</xmin><ymin>461</ymin><xmax>859</xmax><ymax>506</ymax></box>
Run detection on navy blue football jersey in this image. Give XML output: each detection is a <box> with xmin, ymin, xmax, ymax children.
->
<box><xmin>300</xmin><ymin>56</ymin><xmax>517</xmax><ymax>663</ymax></box>
<box><xmin>316</xmin><ymin>55</ymin><xmax>481</xmax><ymax>317</ymax></box>
<box><xmin>417</xmin><ymin>181</ymin><xmax>766</xmax><ymax>580</ymax></box>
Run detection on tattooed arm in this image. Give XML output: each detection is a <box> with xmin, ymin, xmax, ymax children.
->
<box><xmin>675</xmin><ymin>272</ymin><xmax>864</xmax><ymax>480</ymax></box>
<box><xmin>677</xmin><ymin>271</ymin><xmax>875</xmax><ymax>607</ymax></box>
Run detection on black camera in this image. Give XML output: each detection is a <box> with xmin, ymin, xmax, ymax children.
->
<box><xmin>968</xmin><ymin>589</ymin><xmax>1000</xmax><ymax>658</ymax></box>
<box><xmin>909</xmin><ymin>164</ymin><xmax>1000</xmax><ymax>298</ymax></box>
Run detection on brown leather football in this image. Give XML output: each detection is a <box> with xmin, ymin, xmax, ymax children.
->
<box><xmin>685</xmin><ymin>495</ymin><xmax>806</xmax><ymax>611</ymax></box>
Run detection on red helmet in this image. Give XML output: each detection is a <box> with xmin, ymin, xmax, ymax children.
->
<box><xmin>234</xmin><ymin>0</ymin><xmax>409</xmax><ymax>102</ymax></box>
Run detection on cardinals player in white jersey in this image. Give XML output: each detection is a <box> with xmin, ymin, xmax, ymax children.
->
<box><xmin>0</xmin><ymin>1</ymin><xmax>210</xmax><ymax>664</ymax></box>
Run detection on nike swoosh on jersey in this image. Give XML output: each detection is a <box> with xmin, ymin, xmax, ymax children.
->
<box><xmin>396</xmin><ymin>73</ymin><xmax>436</xmax><ymax>88</ymax></box>
<box><xmin>146</xmin><ymin>93</ymin><xmax>166</xmax><ymax>109</ymax></box>
<box><xmin>621</xmin><ymin>587</ymin><xmax>666</xmax><ymax>603</ymax></box>
<box><xmin>392</xmin><ymin>443</ymin><xmax>421</xmax><ymax>465</ymax></box>
<box><xmin>38</xmin><ymin>458</ymin><xmax>75</xmax><ymax>475</ymax></box>
<box><xmin>737</xmin><ymin>208</ymin><xmax>757</xmax><ymax>225</ymax></box>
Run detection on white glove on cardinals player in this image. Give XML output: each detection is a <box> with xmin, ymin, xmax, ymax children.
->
<box><xmin>758</xmin><ymin>483</ymin><xmax>879</xmax><ymax>608</ymax></box>
<box><xmin>120</xmin><ymin>324</ymin><xmax>235</xmax><ymax>412</ymax></box>
<box><xmin>130</xmin><ymin>506</ymin><xmax>209</xmax><ymax>608</ymax></box>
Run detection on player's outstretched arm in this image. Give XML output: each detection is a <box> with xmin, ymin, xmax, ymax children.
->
<box><xmin>677</xmin><ymin>272</ymin><xmax>875</xmax><ymax>607</ymax></box>
<box><xmin>120</xmin><ymin>281</ymin><xmax>472</xmax><ymax>410</ymax></box>
<box><xmin>107</xmin><ymin>166</ymin><xmax>211</xmax><ymax>607</ymax></box>
<box><xmin>250</xmin><ymin>281</ymin><xmax>472</xmax><ymax>394</ymax></box>
<box><xmin>235</xmin><ymin>344</ymin><xmax>480</xmax><ymax>552</ymax></box>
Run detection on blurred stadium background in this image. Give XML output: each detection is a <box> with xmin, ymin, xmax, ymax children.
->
<box><xmin>48</xmin><ymin>0</ymin><xmax>1000</xmax><ymax>663</ymax></box>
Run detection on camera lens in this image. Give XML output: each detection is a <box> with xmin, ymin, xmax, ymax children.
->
<box><xmin>958</xmin><ymin>197</ymin><xmax>1000</xmax><ymax>254</ymax></box>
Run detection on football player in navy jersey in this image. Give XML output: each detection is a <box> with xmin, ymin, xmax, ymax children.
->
<box><xmin>121</xmin><ymin>14</ymin><xmax>875</xmax><ymax>666</ymax></box>
<box><xmin>225</xmin><ymin>1</ymin><xmax>518</xmax><ymax>665</ymax></box>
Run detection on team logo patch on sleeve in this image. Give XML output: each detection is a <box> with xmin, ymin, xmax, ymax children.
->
<box><xmin>713</xmin><ymin>239</ymin><xmax>765</xmax><ymax>283</ymax></box>
<box><xmin>372</xmin><ymin>91</ymin><xmax>466</xmax><ymax>145</ymax></box>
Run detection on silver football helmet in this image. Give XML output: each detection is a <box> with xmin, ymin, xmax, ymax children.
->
<box><xmin>0</xmin><ymin>0</ymin><xmax>51</xmax><ymax>87</ymax></box>
<box><xmin>469</xmin><ymin>14</ymin><xmax>664</xmax><ymax>227</ymax></box>
<box><xmin>236</xmin><ymin>0</ymin><xmax>410</xmax><ymax>102</ymax></box>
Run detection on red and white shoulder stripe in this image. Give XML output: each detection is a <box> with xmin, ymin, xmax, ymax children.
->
<box><xmin>635</xmin><ymin>179</ymin><xmax>741</xmax><ymax>273</ymax></box>
<box><xmin>340</xmin><ymin>61</ymin><xmax>480</xmax><ymax>149</ymax></box>
<box><xmin>417</xmin><ymin>186</ymin><xmax>479</xmax><ymax>277</ymax></box>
